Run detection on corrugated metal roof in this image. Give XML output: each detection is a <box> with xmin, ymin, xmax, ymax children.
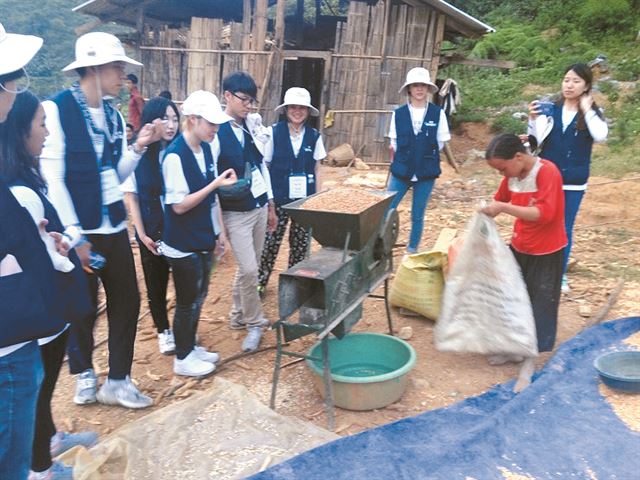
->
<box><xmin>73</xmin><ymin>0</ymin><xmax>493</xmax><ymax>37</ymax></box>
<box><xmin>73</xmin><ymin>0</ymin><xmax>252</xmax><ymax>26</ymax></box>
<box><xmin>416</xmin><ymin>0</ymin><xmax>494</xmax><ymax>37</ymax></box>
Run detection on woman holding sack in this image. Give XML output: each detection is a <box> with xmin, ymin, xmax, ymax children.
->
<box><xmin>257</xmin><ymin>87</ymin><xmax>326</xmax><ymax>297</ymax></box>
<box><xmin>122</xmin><ymin>96</ymin><xmax>180</xmax><ymax>355</ymax></box>
<box><xmin>528</xmin><ymin>63</ymin><xmax>608</xmax><ymax>292</ymax></box>
<box><xmin>387</xmin><ymin>67</ymin><xmax>451</xmax><ymax>257</ymax></box>
<box><xmin>0</xmin><ymin>91</ymin><xmax>97</xmax><ymax>480</ymax></box>
<box><xmin>161</xmin><ymin>90</ymin><xmax>237</xmax><ymax>377</ymax></box>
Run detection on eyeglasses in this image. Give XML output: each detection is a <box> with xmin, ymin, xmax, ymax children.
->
<box><xmin>0</xmin><ymin>69</ymin><xmax>31</xmax><ymax>94</ymax></box>
<box><xmin>231</xmin><ymin>91</ymin><xmax>258</xmax><ymax>106</ymax></box>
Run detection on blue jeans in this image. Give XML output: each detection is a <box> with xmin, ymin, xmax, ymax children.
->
<box><xmin>387</xmin><ymin>174</ymin><xmax>436</xmax><ymax>252</ymax></box>
<box><xmin>0</xmin><ymin>341</ymin><xmax>44</xmax><ymax>480</ymax></box>
<box><xmin>563</xmin><ymin>190</ymin><xmax>585</xmax><ymax>275</ymax></box>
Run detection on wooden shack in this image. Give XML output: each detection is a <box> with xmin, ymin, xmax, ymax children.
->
<box><xmin>73</xmin><ymin>0</ymin><xmax>493</xmax><ymax>162</ymax></box>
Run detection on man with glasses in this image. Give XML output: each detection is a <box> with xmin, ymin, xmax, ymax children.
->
<box><xmin>40</xmin><ymin>32</ymin><xmax>162</xmax><ymax>409</ymax></box>
<box><xmin>213</xmin><ymin>71</ymin><xmax>277</xmax><ymax>352</ymax></box>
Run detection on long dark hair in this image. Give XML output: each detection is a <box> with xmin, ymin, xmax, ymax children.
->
<box><xmin>561</xmin><ymin>63</ymin><xmax>603</xmax><ymax>131</ymax></box>
<box><xmin>0</xmin><ymin>90</ymin><xmax>47</xmax><ymax>192</ymax></box>
<box><xmin>140</xmin><ymin>96</ymin><xmax>180</xmax><ymax>162</ymax></box>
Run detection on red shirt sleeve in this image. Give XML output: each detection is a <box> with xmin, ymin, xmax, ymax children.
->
<box><xmin>533</xmin><ymin>162</ymin><xmax>563</xmax><ymax>224</ymax></box>
<box><xmin>494</xmin><ymin>177</ymin><xmax>511</xmax><ymax>203</ymax></box>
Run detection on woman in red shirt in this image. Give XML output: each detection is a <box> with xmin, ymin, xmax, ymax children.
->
<box><xmin>481</xmin><ymin>133</ymin><xmax>567</xmax><ymax>354</ymax></box>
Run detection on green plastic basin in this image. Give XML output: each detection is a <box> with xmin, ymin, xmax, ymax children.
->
<box><xmin>306</xmin><ymin>333</ymin><xmax>417</xmax><ymax>411</ymax></box>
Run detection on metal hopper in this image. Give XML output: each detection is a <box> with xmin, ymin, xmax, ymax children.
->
<box><xmin>283</xmin><ymin>190</ymin><xmax>396</xmax><ymax>250</ymax></box>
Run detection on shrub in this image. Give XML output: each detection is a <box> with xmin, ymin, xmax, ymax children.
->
<box><xmin>579</xmin><ymin>0</ymin><xmax>632</xmax><ymax>33</ymax></box>
<box><xmin>491</xmin><ymin>112</ymin><xmax>527</xmax><ymax>134</ymax></box>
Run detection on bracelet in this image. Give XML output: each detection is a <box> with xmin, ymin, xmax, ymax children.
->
<box><xmin>132</xmin><ymin>143</ymin><xmax>148</xmax><ymax>155</ymax></box>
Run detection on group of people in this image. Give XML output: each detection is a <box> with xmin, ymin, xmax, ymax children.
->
<box><xmin>0</xmin><ymin>21</ymin><xmax>606</xmax><ymax>480</ymax></box>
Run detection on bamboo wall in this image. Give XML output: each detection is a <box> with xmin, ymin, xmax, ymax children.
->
<box><xmin>140</xmin><ymin>26</ymin><xmax>189</xmax><ymax>101</ymax></box>
<box><xmin>137</xmin><ymin>0</ymin><xmax>448</xmax><ymax>162</ymax></box>
<box><xmin>185</xmin><ymin>5</ymin><xmax>283</xmax><ymax>123</ymax></box>
<box><xmin>324</xmin><ymin>1</ymin><xmax>446</xmax><ymax>162</ymax></box>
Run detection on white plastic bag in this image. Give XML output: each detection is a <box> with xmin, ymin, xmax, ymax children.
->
<box><xmin>434</xmin><ymin>213</ymin><xmax>538</xmax><ymax>357</ymax></box>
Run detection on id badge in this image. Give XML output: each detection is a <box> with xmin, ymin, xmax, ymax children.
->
<box><xmin>100</xmin><ymin>168</ymin><xmax>123</xmax><ymax>205</ymax></box>
<box><xmin>250</xmin><ymin>166</ymin><xmax>268</xmax><ymax>198</ymax></box>
<box><xmin>289</xmin><ymin>174</ymin><xmax>307</xmax><ymax>199</ymax></box>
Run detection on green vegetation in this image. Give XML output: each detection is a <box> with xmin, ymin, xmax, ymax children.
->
<box><xmin>447</xmin><ymin>0</ymin><xmax>640</xmax><ymax>176</ymax></box>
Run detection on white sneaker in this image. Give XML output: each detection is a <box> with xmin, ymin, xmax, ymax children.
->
<box><xmin>194</xmin><ymin>345</ymin><xmax>220</xmax><ymax>363</ymax></box>
<box><xmin>158</xmin><ymin>329</ymin><xmax>176</xmax><ymax>355</ymax></box>
<box><xmin>73</xmin><ymin>369</ymin><xmax>97</xmax><ymax>405</ymax></box>
<box><xmin>561</xmin><ymin>274</ymin><xmax>571</xmax><ymax>293</ymax></box>
<box><xmin>174</xmin><ymin>350</ymin><xmax>216</xmax><ymax>377</ymax></box>
<box><xmin>242</xmin><ymin>326</ymin><xmax>264</xmax><ymax>352</ymax></box>
<box><xmin>96</xmin><ymin>377</ymin><xmax>153</xmax><ymax>409</ymax></box>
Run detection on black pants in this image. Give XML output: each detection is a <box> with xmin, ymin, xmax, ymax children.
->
<box><xmin>257</xmin><ymin>205</ymin><xmax>309</xmax><ymax>289</ymax></box>
<box><xmin>138</xmin><ymin>237</ymin><xmax>170</xmax><ymax>333</ymax></box>
<box><xmin>67</xmin><ymin>230</ymin><xmax>140</xmax><ymax>379</ymax></box>
<box><xmin>166</xmin><ymin>252</ymin><xmax>213</xmax><ymax>360</ymax></box>
<box><xmin>511</xmin><ymin>246</ymin><xmax>564</xmax><ymax>352</ymax></box>
<box><xmin>31</xmin><ymin>329</ymin><xmax>69</xmax><ymax>472</ymax></box>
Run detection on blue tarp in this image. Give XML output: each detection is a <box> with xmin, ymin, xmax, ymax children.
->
<box><xmin>251</xmin><ymin>317</ymin><xmax>640</xmax><ymax>480</ymax></box>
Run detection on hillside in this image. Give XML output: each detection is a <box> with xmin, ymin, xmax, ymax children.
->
<box><xmin>2</xmin><ymin>0</ymin><xmax>639</xmax><ymax>170</ymax></box>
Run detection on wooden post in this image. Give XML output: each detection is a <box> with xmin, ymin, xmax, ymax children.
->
<box><xmin>295</xmin><ymin>0</ymin><xmax>305</xmax><ymax>47</ymax></box>
<box><xmin>275</xmin><ymin>0</ymin><xmax>286</xmax><ymax>49</ymax></box>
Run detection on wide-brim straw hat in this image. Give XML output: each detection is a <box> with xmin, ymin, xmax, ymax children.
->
<box><xmin>62</xmin><ymin>32</ymin><xmax>142</xmax><ymax>73</ymax></box>
<box><xmin>398</xmin><ymin>67</ymin><xmax>438</xmax><ymax>96</ymax></box>
<box><xmin>182</xmin><ymin>90</ymin><xmax>233</xmax><ymax>125</ymax></box>
<box><xmin>0</xmin><ymin>23</ymin><xmax>43</xmax><ymax>76</ymax></box>
<box><xmin>275</xmin><ymin>87</ymin><xmax>319</xmax><ymax>116</ymax></box>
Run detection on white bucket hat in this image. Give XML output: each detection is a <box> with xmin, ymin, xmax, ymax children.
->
<box><xmin>182</xmin><ymin>90</ymin><xmax>233</xmax><ymax>125</ymax></box>
<box><xmin>62</xmin><ymin>32</ymin><xmax>142</xmax><ymax>73</ymax></box>
<box><xmin>0</xmin><ymin>23</ymin><xmax>43</xmax><ymax>76</ymax></box>
<box><xmin>275</xmin><ymin>87</ymin><xmax>319</xmax><ymax>117</ymax></box>
<box><xmin>398</xmin><ymin>67</ymin><xmax>438</xmax><ymax>96</ymax></box>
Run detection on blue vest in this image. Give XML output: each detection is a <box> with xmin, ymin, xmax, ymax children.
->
<box><xmin>270</xmin><ymin>121</ymin><xmax>319</xmax><ymax>206</ymax></box>
<box><xmin>391</xmin><ymin>103</ymin><xmax>441</xmax><ymax>181</ymax></box>
<box><xmin>539</xmin><ymin>102</ymin><xmax>594</xmax><ymax>186</ymax></box>
<box><xmin>216</xmin><ymin>122</ymin><xmax>268</xmax><ymax>211</ymax></box>
<box><xmin>52</xmin><ymin>89</ymin><xmax>126</xmax><ymax>230</ymax></box>
<box><xmin>134</xmin><ymin>145</ymin><xmax>165</xmax><ymax>241</ymax></box>
<box><xmin>23</xmin><ymin>182</ymin><xmax>93</xmax><ymax>326</ymax></box>
<box><xmin>0</xmin><ymin>177</ymin><xmax>65</xmax><ymax>345</ymax></box>
<box><xmin>162</xmin><ymin>135</ymin><xmax>217</xmax><ymax>253</ymax></box>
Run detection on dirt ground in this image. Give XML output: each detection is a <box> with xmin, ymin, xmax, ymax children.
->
<box><xmin>51</xmin><ymin>122</ymin><xmax>640</xmax><ymax>441</ymax></box>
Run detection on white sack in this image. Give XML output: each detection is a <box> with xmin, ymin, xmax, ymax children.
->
<box><xmin>434</xmin><ymin>213</ymin><xmax>538</xmax><ymax>357</ymax></box>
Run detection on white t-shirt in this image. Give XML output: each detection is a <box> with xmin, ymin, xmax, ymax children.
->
<box><xmin>40</xmin><ymin>100</ymin><xmax>142</xmax><ymax>234</ymax></box>
<box><xmin>388</xmin><ymin>103</ymin><xmax>451</xmax><ymax>181</ymax></box>
<box><xmin>262</xmin><ymin>126</ymin><xmax>327</xmax><ymax>164</ymax></box>
<box><xmin>210</xmin><ymin>122</ymin><xmax>274</xmax><ymax>203</ymax></box>
<box><xmin>161</xmin><ymin>148</ymin><xmax>220</xmax><ymax>258</ymax></box>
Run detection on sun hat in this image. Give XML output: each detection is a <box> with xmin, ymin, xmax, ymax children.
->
<box><xmin>0</xmin><ymin>23</ymin><xmax>43</xmax><ymax>76</ymax></box>
<box><xmin>182</xmin><ymin>90</ymin><xmax>233</xmax><ymax>125</ymax></box>
<box><xmin>275</xmin><ymin>87</ymin><xmax>319</xmax><ymax>116</ymax></box>
<box><xmin>62</xmin><ymin>32</ymin><xmax>142</xmax><ymax>73</ymax></box>
<box><xmin>398</xmin><ymin>67</ymin><xmax>438</xmax><ymax>96</ymax></box>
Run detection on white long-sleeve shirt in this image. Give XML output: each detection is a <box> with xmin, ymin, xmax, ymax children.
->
<box><xmin>40</xmin><ymin>99</ymin><xmax>142</xmax><ymax>234</ymax></box>
<box><xmin>528</xmin><ymin>106</ymin><xmax>608</xmax><ymax>144</ymax></box>
<box><xmin>528</xmin><ymin>106</ymin><xmax>608</xmax><ymax>191</ymax></box>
